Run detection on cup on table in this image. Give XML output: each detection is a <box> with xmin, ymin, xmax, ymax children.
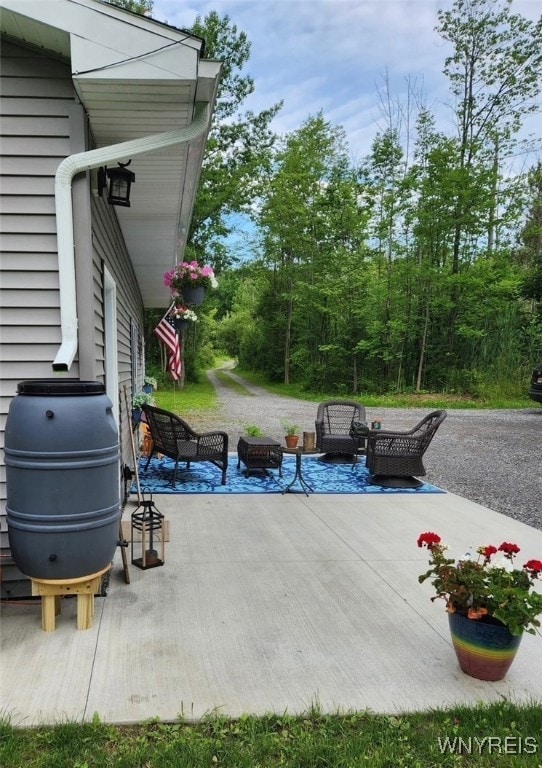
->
<box><xmin>303</xmin><ymin>431</ymin><xmax>316</xmax><ymax>451</ymax></box>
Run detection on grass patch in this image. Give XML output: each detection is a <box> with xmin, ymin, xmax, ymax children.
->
<box><xmin>214</xmin><ymin>369</ymin><xmax>254</xmax><ymax>396</ymax></box>
<box><xmin>233</xmin><ymin>368</ymin><xmax>533</xmax><ymax>410</ymax></box>
<box><xmin>2</xmin><ymin>702</ymin><xmax>541</xmax><ymax>767</ymax></box>
<box><xmin>154</xmin><ymin>379</ymin><xmax>217</xmax><ymax>416</ymax></box>
<box><xmin>150</xmin><ymin>364</ymin><xmax>534</xmax><ymax>417</ymax></box>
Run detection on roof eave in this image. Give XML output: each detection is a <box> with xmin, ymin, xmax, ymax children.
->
<box><xmin>0</xmin><ymin>0</ymin><xmax>222</xmax><ymax>308</ymax></box>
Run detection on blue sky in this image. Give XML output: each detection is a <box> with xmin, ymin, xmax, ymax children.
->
<box><xmin>153</xmin><ymin>0</ymin><xmax>541</xmax><ymax>168</ymax></box>
<box><xmin>150</xmin><ymin>0</ymin><xmax>541</xmax><ymax>258</ymax></box>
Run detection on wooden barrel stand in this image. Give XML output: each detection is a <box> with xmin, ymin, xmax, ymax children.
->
<box><xmin>30</xmin><ymin>565</ymin><xmax>111</xmax><ymax>631</ymax></box>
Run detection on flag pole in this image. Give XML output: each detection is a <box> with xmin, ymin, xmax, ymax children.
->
<box><xmin>160</xmin><ymin>301</ymin><xmax>175</xmax><ymax>322</ymax></box>
<box><xmin>154</xmin><ymin>300</ymin><xmax>181</xmax><ymax>379</ymax></box>
<box><xmin>156</xmin><ymin>301</ymin><xmax>176</xmax><ymax>378</ymax></box>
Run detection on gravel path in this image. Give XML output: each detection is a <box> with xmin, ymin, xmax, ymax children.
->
<box><xmin>195</xmin><ymin>365</ymin><xmax>542</xmax><ymax>530</ymax></box>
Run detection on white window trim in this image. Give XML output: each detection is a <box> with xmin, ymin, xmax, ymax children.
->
<box><xmin>103</xmin><ymin>266</ymin><xmax>119</xmax><ymax>426</ymax></box>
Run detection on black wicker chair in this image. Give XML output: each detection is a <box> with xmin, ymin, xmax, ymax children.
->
<box><xmin>143</xmin><ymin>405</ymin><xmax>228</xmax><ymax>486</ymax></box>
<box><xmin>365</xmin><ymin>410</ymin><xmax>447</xmax><ymax>488</ymax></box>
<box><xmin>315</xmin><ymin>400</ymin><xmax>367</xmax><ymax>465</ymax></box>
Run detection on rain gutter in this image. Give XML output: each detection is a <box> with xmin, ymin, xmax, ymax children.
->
<box><xmin>52</xmin><ymin>102</ymin><xmax>210</xmax><ymax>371</ymax></box>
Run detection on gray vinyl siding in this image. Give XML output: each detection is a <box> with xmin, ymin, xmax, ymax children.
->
<box><xmin>0</xmin><ymin>43</ymin><xmax>76</xmax><ymax>377</ymax></box>
<box><xmin>91</xmin><ymin>198</ymin><xmax>145</xmax><ymax>473</ymax></box>
<box><xmin>0</xmin><ymin>40</ymin><xmax>76</xmax><ymax>596</ymax></box>
<box><xmin>0</xmin><ymin>40</ymin><xmax>145</xmax><ymax>597</ymax></box>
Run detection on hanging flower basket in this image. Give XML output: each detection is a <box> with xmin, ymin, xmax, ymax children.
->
<box><xmin>164</xmin><ymin>260</ymin><xmax>218</xmax><ymax>306</ymax></box>
<box><xmin>181</xmin><ymin>284</ymin><xmax>205</xmax><ymax>306</ymax></box>
<box><xmin>169</xmin><ymin>304</ymin><xmax>198</xmax><ymax>330</ymax></box>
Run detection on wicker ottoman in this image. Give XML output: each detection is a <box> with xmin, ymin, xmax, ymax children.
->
<box><xmin>237</xmin><ymin>436</ymin><xmax>283</xmax><ymax>476</ymax></box>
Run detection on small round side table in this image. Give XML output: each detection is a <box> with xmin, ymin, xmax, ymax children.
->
<box><xmin>281</xmin><ymin>447</ymin><xmax>320</xmax><ymax>495</ymax></box>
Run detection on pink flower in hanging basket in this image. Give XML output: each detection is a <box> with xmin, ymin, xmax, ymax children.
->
<box><xmin>164</xmin><ymin>260</ymin><xmax>218</xmax><ymax>293</ymax></box>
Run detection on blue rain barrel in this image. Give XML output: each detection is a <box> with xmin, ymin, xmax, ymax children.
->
<box><xmin>5</xmin><ymin>379</ymin><xmax>120</xmax><ymax>579</ymax></box>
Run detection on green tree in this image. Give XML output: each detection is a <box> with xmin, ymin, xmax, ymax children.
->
<box><xmin>106</xmin><ymin>0</ymin><xmax>153</xmax><ymax>14</ymax></box>
<box><xmin>359</xmin><ymin>129</ymin><xmax>410</xmax><ymax>387</ymax></box>
<box><xmin>187</xmin><ymin>12</ymin><xmax>282</xmax><ymax>270</ymax></box>
<box><xmin>436</xmin><ymin>0</ymin><xmax>542</xmax><ymax>345</ymax></box>
<box><xmin>116</xmin><ymin>8</ymin><xmax>282</xmax><ymax>381</ymax></box>
<box><xmin>256</xmin><ymin>114</ymin><xmax>368</xmax><ymax>388</ymax></box>
<box><xmin>438</xmin><ymin>0</ymin><xmax>542</xmax><ymax>247</ymax></box>
<box><xmin>518</xmin><ymin>162</ymin><xmax>542</xmax><ymax>303</ymax></box>
<box><xmin>515</xmin><ymin>162</ymin><xmax>542</xmax><ymax>377</ymax></box>
<box><xmin>407</xmin><ymin>112</ymin><xmax>460</xmax><ymax>390</ymax></box>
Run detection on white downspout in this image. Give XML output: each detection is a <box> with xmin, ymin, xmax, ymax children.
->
<box><xmin>53</xmin><ymin>102</ymin><xmax>210</xmax><ymax>371</ymax></box>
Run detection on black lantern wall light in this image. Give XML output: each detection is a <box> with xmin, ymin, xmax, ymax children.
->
<box><xmin>98</xmin><ymin>160</ymin><xmax>135</xmax><ymax>207</ymax></box>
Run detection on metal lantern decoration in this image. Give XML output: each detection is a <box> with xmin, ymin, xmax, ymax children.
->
<box><xmin>98</xmin><ymin>161</ymin><xmax>135</xmax><ymax>207</ymax></box>
<box><xmin>131</xmin><ymin>492</ymin><xmax>165</xmax><ymax>570</ymax></box>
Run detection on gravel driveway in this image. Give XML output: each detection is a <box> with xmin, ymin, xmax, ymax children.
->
<box><xmin>192</xmin><ymin>366</ymin><xmax>542</xmax><ymax>531</ymax></box>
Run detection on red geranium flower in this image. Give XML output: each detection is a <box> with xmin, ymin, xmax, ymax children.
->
<box><xmin>524</xmin><ymin>559</ymin><xmax>542</xmax><ymax>575</ymax></box>
<box><xmin>498</xmin><ymin>542</ymin><xmax>520</xmax><ymax>558</ymax></box>
<box><xmin>479</xmin><ymin>545</ymin><xmax>497</xmax><ymax>559</ymax></box>
<box><xmin>418</xmin><ymin>534</ymin><xmax>542</xmax><ymax>635</ymax></box>
<box><xmin>417</xmin><ymin>532</ymin><xmax>441</xmax><ymax>549</ymax></box>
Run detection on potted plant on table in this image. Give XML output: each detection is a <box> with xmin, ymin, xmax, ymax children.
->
<box><xmin>417</xmin><ymin>531</ymin><xmax>542</xmax><ymax>680</ymax></box>
<box><xmin>282</xmin><ymin>422</ymin><xmax>300</xmax><ymax>449</ymax></box>
<box><xmin>164</xmin><ymin>260</ymin><xmax>218</xmax><ymax>306</ymax></box>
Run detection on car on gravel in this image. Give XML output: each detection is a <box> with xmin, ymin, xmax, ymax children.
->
<box><xmin>529</xmin><ymin>363</ymin><xmax>542</xmax><ymax>404</ymax></box>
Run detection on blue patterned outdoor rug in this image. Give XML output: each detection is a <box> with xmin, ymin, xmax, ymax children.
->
<box><xmin>133</xmin><ymin>455</ymin><xmax>444</xmax><ymax>495</ymax></box>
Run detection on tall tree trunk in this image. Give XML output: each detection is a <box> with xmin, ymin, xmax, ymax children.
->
<box><xmin>396</xmin><ymin>340</ymin><xmax>404</xmax><ymax>391</ymax></box>
<box><xmin>352</xmin><ymin>354</ymin><xmax>358</xmax><ymax>394</ymax></box>
<box><xmin>487</xmin><ymin>138</ymin><xmax>499</xmax><ymax>255</ymax></box>
<box><xmin>284</xmin><ymin>292</ymin><xmax>293</xmax><ymax>385</ymax></box>
<box><xmin>416</xmin><ymin>302</ymin><xmax>430</xmax><ymax>392</ymax></box>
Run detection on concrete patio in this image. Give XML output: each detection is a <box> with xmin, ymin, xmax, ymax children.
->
<box><xmin>1</xmin><ymin>487</ymin><xmax>541</xmax><ymax>726</ymax></box>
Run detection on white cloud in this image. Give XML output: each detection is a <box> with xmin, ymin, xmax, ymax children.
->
<box><xmin>153</xmin><ymin>0</ymin><xmax>542</xmax><ymax>162</ymax></box>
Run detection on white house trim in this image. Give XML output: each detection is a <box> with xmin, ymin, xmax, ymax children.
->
<box><xmin>53</xmin><ymin>102</ymin><xmax>211</xmax><ymax>370</ymax></box>
<box><xmin>0</xmin><ymin>0</ymin><xmax>222</xmax><ymax>308</ymax></box>
<box><xmin>103</xmin><ymin>265</ymin><xmax>119</xmax><ymax>426</ymax></box>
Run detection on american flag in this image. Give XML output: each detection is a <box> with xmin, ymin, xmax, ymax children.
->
<box><xmin>154</xmin><ymin>312</ymin><xmax>182</xmax><ymax>380</ymax></box>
